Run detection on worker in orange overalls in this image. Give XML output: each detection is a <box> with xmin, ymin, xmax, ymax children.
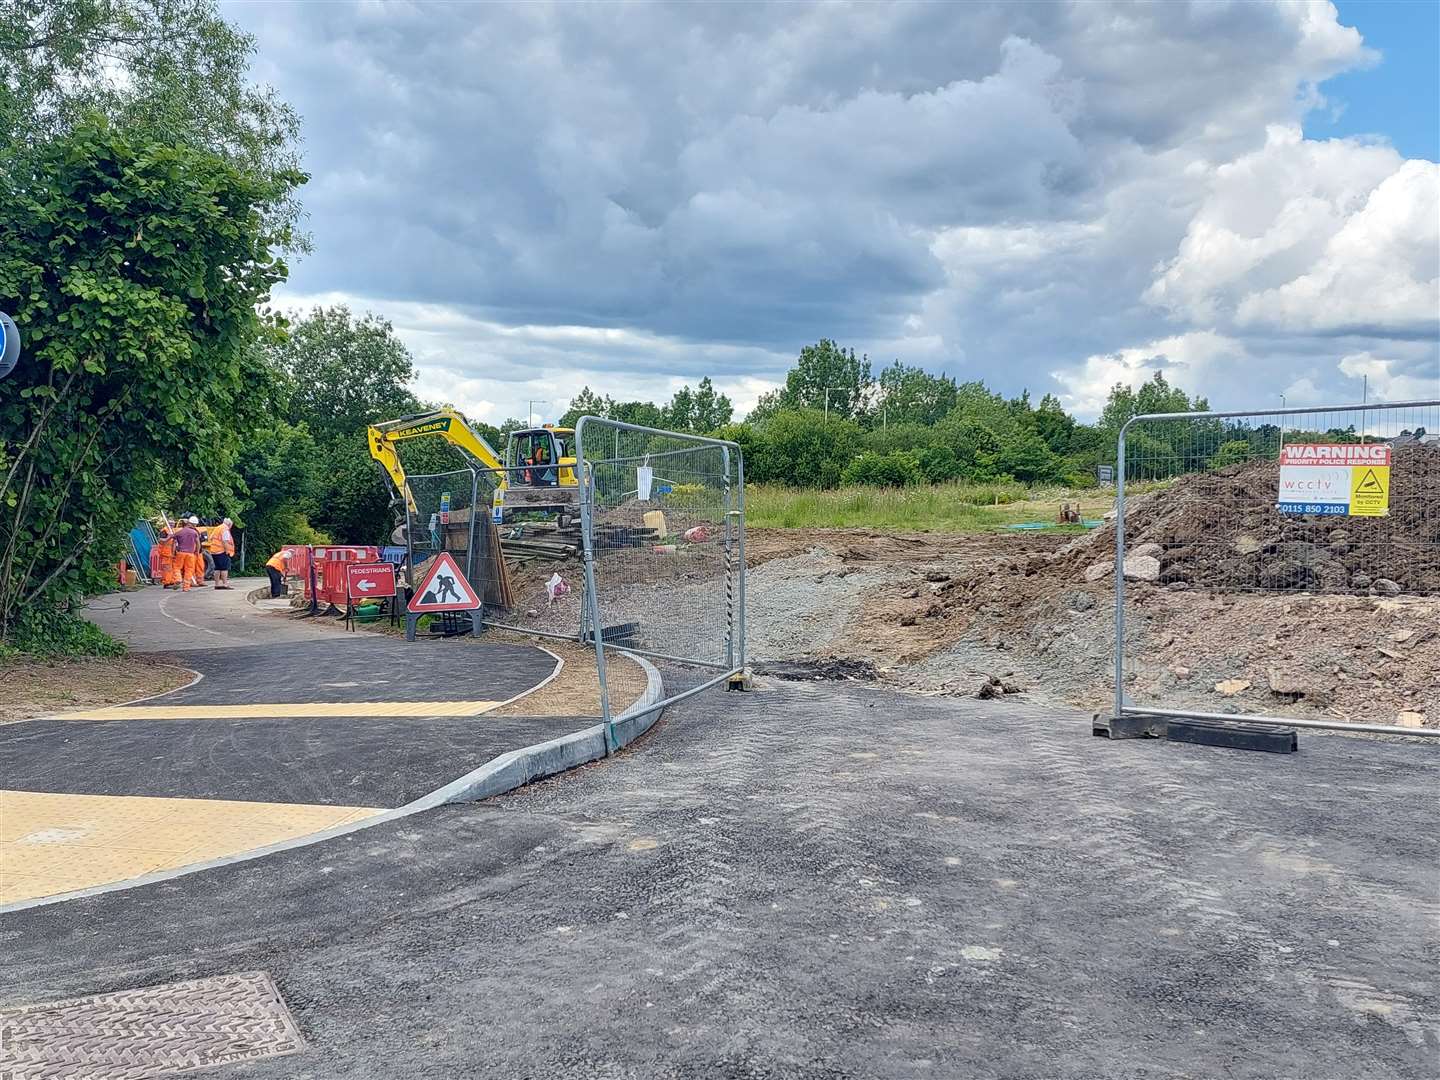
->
<box><xmin>155</xmin><ymin>528</ymin><xmax>179</xmax><ymax>588</ymax></box>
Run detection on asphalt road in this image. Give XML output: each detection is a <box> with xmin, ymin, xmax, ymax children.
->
<box><xmin>1</xmin><ymin>639</ymin><xmax>567</xmax><ymax>808</ymax></box>
<box><xmin>2</xmin><ymin>679</ymin><xmax>1435</xmax><ymax>1078</ymax></box>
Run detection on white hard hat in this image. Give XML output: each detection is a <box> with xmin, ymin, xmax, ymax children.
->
<box><xmin>222</xmin><ymin>518</ymin><xmax>232</xmax><ymax>526</ymax></box>
<box><xmin>188</xmin><ymin>516</ymin><xmax>200</xmax><ymax>524</ymax></box>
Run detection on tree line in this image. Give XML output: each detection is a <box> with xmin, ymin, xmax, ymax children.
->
<box><xmin>559</xmin><ymin>339</ymin><xmax>1210</xmax><ymax>490</ymax></box>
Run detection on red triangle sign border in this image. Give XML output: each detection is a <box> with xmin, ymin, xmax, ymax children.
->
<box><xmin>407</xmin><ymin>551</ymin><xmax>481</xmax><ymax>613</ymax></box>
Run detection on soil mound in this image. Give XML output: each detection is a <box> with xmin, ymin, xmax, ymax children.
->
<box><xmin>1076</xmin><ymin>442</ymin><xmax>1439</xmax><ymax>596</ymax></box>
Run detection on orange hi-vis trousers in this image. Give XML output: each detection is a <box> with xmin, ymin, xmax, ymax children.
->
<box><xmin>178</xmin><ymin>551</ymin><xmax>203</xmax><ymax>589</ymax></box>
<box><xmin>156</xmin><ymin>540</ymin><xmax>180</xmax><ymax>587</ymax></box>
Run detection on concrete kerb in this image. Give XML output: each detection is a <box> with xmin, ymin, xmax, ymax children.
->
<box><xmin>413</xmin><ymin>650</ymin><xmax>665</xmax><ymax>806</ymax></box>
<box><xmin>0</xmin><ymin>651</ymin><xmax>665</xmax><ymax>914</ymax></box>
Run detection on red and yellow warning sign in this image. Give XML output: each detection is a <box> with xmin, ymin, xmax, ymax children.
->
<box><xmin>407</xmin><ymin>551</ymin><xmax>480</xmax><ymax>613</ymax></box>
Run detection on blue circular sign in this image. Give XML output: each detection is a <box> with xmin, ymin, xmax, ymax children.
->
<box><xmin>0</xmin><ymin>312</ymin><xmax>19</xmax><ymax>380</ymax></box>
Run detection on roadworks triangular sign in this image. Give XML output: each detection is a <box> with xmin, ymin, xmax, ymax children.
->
<box><xmin>407</xmin><ymin>551</ymin><xmax>480</xmax><ymax>613</ymax></box>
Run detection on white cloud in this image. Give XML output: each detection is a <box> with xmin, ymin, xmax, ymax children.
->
<box><xmin>1337</xmin><ymin>351</ymin><xmax>1440</xmax><ymax>403</ymax></box>
<box><xmin>1051</xmin><ymin>331</ymin><xmax>1249</xmax><ymax>418</ymax></box>
<box><xmin>1237</xmin><ymin>160</ymin><xmax>1440</xmax><ymax>334</ymax></box>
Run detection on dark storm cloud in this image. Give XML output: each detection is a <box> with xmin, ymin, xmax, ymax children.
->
<box><xmin>230</xmin><ymin>1</ymin><xmax>1435</xmax><ymax>417</ymax></box>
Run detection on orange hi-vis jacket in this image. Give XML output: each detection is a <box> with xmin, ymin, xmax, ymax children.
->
<box><xmin>206</xmin><ymin>524</ymin><xmax>235</xmax><ymax>556</ymax></box>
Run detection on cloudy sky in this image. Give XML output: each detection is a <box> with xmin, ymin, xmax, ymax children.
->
<box><xmin>229</xmin><ymin>0</ymin><xmax>1439</xmax><ymax>425</ymax></box>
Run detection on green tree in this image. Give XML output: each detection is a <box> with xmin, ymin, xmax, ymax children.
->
<box><xmin>996</xmin><ymin>428</ymin><xmax>1062</xmax><ymax>483</ymax></box>
<box><xmin>0</xmin><ymin>120</ymin><xmax>301</xmax><ymax>638</ymax></box>
<box><xmin>1</xmin><ymin>0</ymin><xmax>304</xmax><ymax>238</ymax></box>
<box><xmin>753</xmin><ymin>409</ymin><xmax>861</xmax><ymax>488</ymax></box>
<box><xmin>842</xmin><ymin>451</ymin><xmax>921</xmax><ymax>488</ymax></box>
<box><xmin>875</xmin><ymin>362</ymin><xmax>958</xmax><ymax>427</ymax></box>
<box><xmin>664</xmin><ymin>376</ymin><xmax>733</xmax><ymax>432</ymax></box>
<box><xmin>1208</xmin><ymin>439</ymin><xmax>1252</xmax><ymax>470</ymax></box>
<box><xmin>1032</xmin><ymin>393</ymin><xmax>1075</xmax><ymax>453</ymax></box>
<box><xmin>230</xmin><ymin>419</ymin><xmax>325</xmax><ymax>567</ymax></box>
<box><xmin>559</xmin><ymin>386</ymin><xmax>610</xmax><ymax>428</ymax></box>
<box><xmin>1100</xmin><ymin>371</ymin><xmax>1207</xmax><ymax>431</ymax></box>
<box><xmin>749</xmin><ymin>340</ymin><xmax>873</xmax><ymax>422</ymax></box>
<box><xmin>273</xmin><ymin>306</ymin><xmax>419</xmax><ymax>443</ymax></box>
<box><xmin>610</xmin><ymin>400</ymin><xmax>666</xmax><ymax>428</ymax></box>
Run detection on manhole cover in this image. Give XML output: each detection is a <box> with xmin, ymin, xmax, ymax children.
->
<box><xmin>0</xmin><ymin>971</ymin><xmax>303</xmax><ymax>1079</ymax></box>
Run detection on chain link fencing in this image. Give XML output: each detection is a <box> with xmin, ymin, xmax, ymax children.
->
<box><xmin>1106</xmin><ymin>399</ymin><xmax>1440</xmax><ymax>739</ymax></box>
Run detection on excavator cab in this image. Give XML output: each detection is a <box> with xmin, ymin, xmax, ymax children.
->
<box><xmin>505</xmin><ymin>426</ymin><xmax>577</xmax><ymax>489</ymax></box>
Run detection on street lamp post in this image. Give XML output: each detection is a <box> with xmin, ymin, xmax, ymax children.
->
<box><xmin>528</xmin><ymin>399</ymin><xmax>549</xmax><ymax>427</ymax></box>
<box><xmin>823</xmin><ymin>387</ymin><xmax>846</xmax><ymax>425</ymax></box>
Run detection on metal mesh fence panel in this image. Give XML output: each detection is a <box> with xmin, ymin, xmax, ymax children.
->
<box><xmin>473</xmin><ymin>463</ymin><xmax>589</xmax><ymax>639</ymax></box>
<box><xmin>1110</xmin><ymin>399</ymin><xmax>1440</xmax><ymax>737</ymax></box>
<box><xmin>402</xmin><ymin>468</ymin><xmax>490</xmax><ymax>593</ymax></box>
<box><xmin>575</xmin><ymin>417</ymin><xmax>745</xmax><ymax>733</ymax></box>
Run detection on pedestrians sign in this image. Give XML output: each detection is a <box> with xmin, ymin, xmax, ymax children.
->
<box><xmin>347</xmin><ymin>562</ymin><xmax>396</xmax><ymax>601</ymax></box>
<box><xmin>407</xmin><ymin>551</ymin><xmax>480</xmax><ymax>613</ymax></box>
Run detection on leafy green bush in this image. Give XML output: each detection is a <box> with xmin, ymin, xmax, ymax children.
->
<box><xmin>841</xmin><ymin>451</ymin><xmax>922</xmax><ymax>488</ymax></box>
<box><xmin>861</xmin><ymin>423</ymin><xmax>940</xmax><ymax>456</ymax></box>
<box><xmin>753</xmin><ymin>410</ymin><xmax>860</xmax><ymax>488</ymax></box>
<box><xmin>916</xmin><ymin>446</ymin><xmax>962</xmax><ymax>483</ymax></box>
<box><xmin>9</xmin><ymin>608</ymin><xmax>125</xmax><ymax>658</ymax></box>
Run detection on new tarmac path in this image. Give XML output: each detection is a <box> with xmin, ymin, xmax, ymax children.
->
<box><xmin>1</xmin><ymin>580</ymin><xmax>578</xmax><ymax>905</ymax></box>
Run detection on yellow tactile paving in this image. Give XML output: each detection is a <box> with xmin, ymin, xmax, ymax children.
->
<box><xmin>0</xmin><ymin>790</ymin><xmax>381</xmax><ymax>905</ymax></box>
<box><xmin>58</xmin><ymin>700</ymin><xmax>503</xmax><ymax>720</ymax></box>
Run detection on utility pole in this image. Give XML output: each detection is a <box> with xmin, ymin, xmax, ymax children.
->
<box><xmin>1278</xmin><ymin>394</ymin><xmax>1286</xmax><ymax>454</ymax></box>
<box><xmin>823</xmin><ymin>387</ymin><xmax>845</xmax><ymax>425</ymax></box>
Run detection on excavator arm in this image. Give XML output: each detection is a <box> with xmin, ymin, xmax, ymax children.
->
<box><xmin>367</xmin><ymin>408</ymin><xmax>507</xmax><ymax>513</ymax></box>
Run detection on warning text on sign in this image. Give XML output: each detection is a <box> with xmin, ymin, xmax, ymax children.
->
<box><xmin>1276</xmin><ymin>443</ymin><xmax>1391</xmax><ymax>518</ymax></box>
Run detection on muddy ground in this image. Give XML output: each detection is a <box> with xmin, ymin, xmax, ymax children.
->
<box><xmin>738</xmin><ymin>527</ymin><xmax>1438</xmax><ymax>728</ymax></box>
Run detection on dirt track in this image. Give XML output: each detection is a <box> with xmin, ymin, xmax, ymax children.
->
<box><xmin>739</xmin><ymin>526</ymin><xmax>1439</xmax><ymax>728</ymax></box>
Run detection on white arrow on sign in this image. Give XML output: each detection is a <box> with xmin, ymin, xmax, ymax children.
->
<box><xmin>354</xmin><ymin>578</ymin><xmax>377</xmax><ymax>592</ymax></box>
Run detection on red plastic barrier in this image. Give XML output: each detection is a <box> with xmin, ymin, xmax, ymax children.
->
<box><xmin>280</xmin><ymin>545</ymin><xmax>313</xmax><ymax>599</ymax></box>
<box><xmin>309</xmin><ymin>545</ymin><xmax>381</xmax><ymax>607</ymax></box>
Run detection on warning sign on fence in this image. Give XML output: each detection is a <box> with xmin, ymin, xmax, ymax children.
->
<box><xmin>1276</xmin><ymin>443</ymin><xmax>1391</xmax><ymax>517</ymax></box>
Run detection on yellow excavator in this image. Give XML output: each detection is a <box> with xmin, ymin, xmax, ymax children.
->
<box><xmin>367</xmin><ymin>408</ymin><xmax>580</xmax><ymax>524</ymax></box>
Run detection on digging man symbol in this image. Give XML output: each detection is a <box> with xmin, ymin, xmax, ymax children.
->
<box><xmin>432</xmin><ymin>572</ymin><xmax>461</xmax><ymax>606</ymax></box>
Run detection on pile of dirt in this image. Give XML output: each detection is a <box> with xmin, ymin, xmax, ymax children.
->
<box><xmin>752</xmin><ymin>657</ymin><xmax>878</xmax><ymax>682</ymax></box>
<box><xmin>1067</xmin><ymin>442</ymin><xmax>1440</xmax><ymax>595</ymax></box>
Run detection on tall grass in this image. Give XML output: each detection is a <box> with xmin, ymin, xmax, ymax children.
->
<box><xmin>744</xmin><ymin>481</ymin><xmax>1118</xmax><ymax>532</ymax></box>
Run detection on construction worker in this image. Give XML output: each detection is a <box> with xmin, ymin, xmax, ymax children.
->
<box><xmin>155</xmin><ymin>527</ymin><xmax>180</xmax><ymax>589</ymax></box>
<box><xmin>206</xmin><ymin>517</ymin><xmax>236</xmax><ymax>590</ymax></box>
<box><xmin>173</xmin><ymin>516</ymin><xmax>203</xmax><ymax>590</ymax></box>
<box><xmin>265</xmin><ymin>549</ymin><xmax>290</xmax><ymax>598</ymax></box>
<box><xmin>532</xmin><ymin>440</ymin><xmax>555</xmax><ymax>486</ymax></box>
